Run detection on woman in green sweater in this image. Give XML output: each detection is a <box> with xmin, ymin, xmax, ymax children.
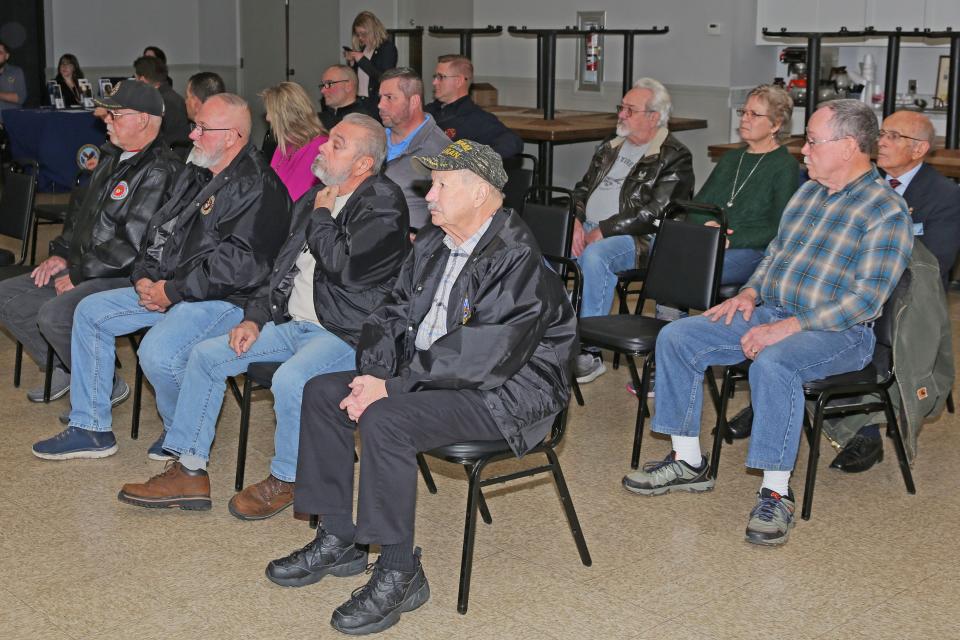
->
<box><xmin>688</xmin><ymin>84</ymin><xmax>799</xmax><ymax>284</ymax></box>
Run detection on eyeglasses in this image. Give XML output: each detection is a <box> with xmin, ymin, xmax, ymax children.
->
<box><xmin>803</xmin><ymin>134</ymin><xmax>850</xmax><ymax>147</ymax></box>
<box><xmin>736</xmin><ymin>108</ymin><xmax>771</xmax><ymax>120</ymax></box>
<box><xmin>105</xmin><ymin>110</ymin><xmax>137</xmax><ymax>121</ymax></box>
<box><xmin>319</xmin><ymin>79</ymin><xmax>349</xmax><ymax>90</ymax></box>
<box><xmin>432</xmin><ymin>73</ymin><xmax>463</xmax><ymax>81</ymax></box>
<box><xmin>615</xmin><ymin>104</ymin><xmax>656</xmax><ymax>118</ymax></box>
<box><xmin>189</xmin><ymin>122</ymin><xmax>242</xmax><ymax>138</ymax></box>
<box><xmin>878</xmin><ymin>129</ymin><xmax>923</xmax><ymax>143</ymax></box>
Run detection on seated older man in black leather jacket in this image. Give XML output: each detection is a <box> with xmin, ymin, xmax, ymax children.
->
<box><xmin>571</xmin><ymin>77</ymin><xmax>694</xmax><ymax>383</ymax></box>
<box><xmin>0</xmin><ymin>80</ymin><xmax>182</xmax><ymax>404</ymax></box>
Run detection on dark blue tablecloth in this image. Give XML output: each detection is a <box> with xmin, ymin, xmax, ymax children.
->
<box><xmin>5</xmin><ymin>108</ymin><xmax>107</xmax><ymax>192</ymax></box>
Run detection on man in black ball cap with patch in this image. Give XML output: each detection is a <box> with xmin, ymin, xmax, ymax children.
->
<box><xmin>264</xmin><ymin>139</ymin><xmax>578</xmax><ymax>635</ymax></box>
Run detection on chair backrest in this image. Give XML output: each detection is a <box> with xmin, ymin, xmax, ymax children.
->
<box><xmin>520</xmin><ymin>185</ymin><xmax>576</xmax><ymax>258</ymax></box>
<box><xmin>640</xmin><ymin>201</ymin><xmax>727</xmax><ymax>312</ymax></box>
<box><xmin>502</xmin><ymin>153</ymin><xmax>538</xmax><ymax>213</ymax></box>
<box><xmin>0</xmin><ymin>169</ymin><xmax>37</xmax><ymax>264</ymax></box>
<box><xmin>541</xmin><ymin>254</ymin><xmax>581</xmax><ymax>446</ymax></box>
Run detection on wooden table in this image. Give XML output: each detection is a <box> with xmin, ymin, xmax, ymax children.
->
<box><xmin>484</xmin><ymin>104</ymin><xmax>708</xmax><ymax>184</ymax></box>
<box><xmin>708</xmin><ymin>138</ymin><xmax>960</xmax><ymax>181</ymax></box>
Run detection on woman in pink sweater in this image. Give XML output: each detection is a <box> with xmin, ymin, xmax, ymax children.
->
<box><xmin>261</xmin><ymin>82</ymin><xmax>328</xmax><ymax>200</ymax></box>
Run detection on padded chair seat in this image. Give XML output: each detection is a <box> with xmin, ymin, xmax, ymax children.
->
<box><xmin>34</xmin><ymin>203</ymin><xmax>69</xmax><ymax>223</ymax></box>
<box><xmin>617</xmin><ymin>268</ymin><xmax>646</xmax><ymax>282</ymax></box>
<box><xmin>579</xmin><ymin>315</ymin><xmax>669</xmax><ymax>353</ymax></box>
<box><xmin>428</xmin><ymin>438</ymin><xmax>514</xmax><ymax>464</ymax></box>
<box><xmin>0</xmin><ymin>252</ymin><xmax>25</xmax><ymax>269</ymax></box>
<box><xmin>247</xmin><ymin>361</ymin><xmax>283</xmax><ymax>388</ymax></box>
<box><xmin>801</xmin><ymin>363</ymin><xmax>886</xmax><ymax>393</ymax></box>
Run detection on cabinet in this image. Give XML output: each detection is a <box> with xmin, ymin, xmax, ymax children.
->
<box><xmin>758</xmin><ymin>0</ymin><xmax>960</xmax><ymax>45</ymax></box>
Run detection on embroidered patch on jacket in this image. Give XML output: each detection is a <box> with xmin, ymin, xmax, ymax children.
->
<box><xmin>917</xmin><ymin>387</ymin><xmax>928</xmax><ymax>400</ymax></box>
<box><xmin>76</xmin><ymin>144</ymin><xmax>100</xmax><ymax>170</ymax></box>
<box><xmin>110</xmin><ymin>181</ymin><xmax>129</xmax><ymax>200</ymax></box>
<box><xmin>444</xmin><ymin>128</ymin><xmax>457</xmax><ymax>140</ymax></box>
<box><xmin>200</xmin><ymin>195</ymin><xmax>215</xmax><ymax>215</ymax></box>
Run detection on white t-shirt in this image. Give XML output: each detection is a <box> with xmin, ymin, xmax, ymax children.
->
<box><xmin>287</xmin><ymin>193</ymin><xmax>351</xmax><ymax>324</ymax></box>
<box><xmin>584</xmin><ymin>141</ymin><xmax>648</xmax><ymax>225</ymax></box>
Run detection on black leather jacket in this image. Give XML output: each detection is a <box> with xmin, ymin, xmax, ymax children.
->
<box><xmin>573</xmin><ymin>128</ymin><xmax>694</xmax><ymax>262</ymax></box>
<box><xmin>131</xmin><ymin>143</ymin><xmax>292</xmax><ymax>307</ymax></box>
<box><xmin>243</xmin><ymin>174</ymin><xmax>410</xmax><ymax>347</ymax></box>
<box><xmin>356</xmin><ymin>208</ymin><xmax>578</xmax><ymax>457</ymax></box>
<box><xmin>49</xmin><ymin>137</ymin><xmax>182</xmax><ymax>284</ymax></box>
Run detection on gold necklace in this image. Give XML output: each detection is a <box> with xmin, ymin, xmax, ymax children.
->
<box><xmin>727</xmin><ymin>150</ymin><xmax>769</xmax><ymax>208</ymax></box>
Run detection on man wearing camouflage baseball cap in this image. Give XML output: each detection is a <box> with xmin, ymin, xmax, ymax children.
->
<box><xmin>265</xmin><ymin>139</ymin><xmax>578</xmax><ymax>635</ymax></box>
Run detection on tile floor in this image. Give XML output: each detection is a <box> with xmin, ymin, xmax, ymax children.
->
<box><xmin>1</xmin><ymin>228</ymin><xmax>958</xmax><ymax>639</ymax></box>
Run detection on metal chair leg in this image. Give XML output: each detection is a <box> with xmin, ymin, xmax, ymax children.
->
<box><xmin>543</xmin><ymin>447</ymin><xmax>592</xmax><ymax>566</ymax></box>
<box><xmin>42</xmin><ymin>345</ymin><xmax>54</xmax><ymax>403</ymax></box>
<box><xmin>946</xmin><ymin>390</ymin><xmax>955</xmax><ymax>414</ymax></box>
<box><xmin>572</xmin><ymin>378</ymin><xmax>584</xmax><ymax>406</ymax></box>
<box><xmin>30</xmin><ymin>217</ymin><xmax>39</xmax><ymax>266</ymax></box>
<box><xmin>881</xmin><ymin>388</ymin><xmax>916</xmax><ymax>495</ymax></box>
<box><xmin>464</xmin><ymin>464</ymin><xmax>492</xmax><ymax>524</ymax></box>
<box><xmin>628</xmin><ymin>355</ymin><xmax>650</xmax><ymax>470</ymax></box>
<box><xmin>801</xmin><ymin>397</ymin><xmax>828</xmax><ymax>521</ymax></box>
<box><xmin>709</xmin><ymin>367</ymin><xmax>735</xmax><ymax>480</ymax></box>
<box><xmin>131</xmin><ymin>359</ymin><xmax>143</xmax><ymax>440</ymax></box>
<box><xmin>417</xmin><ymin>453</ymin><xmax>437</xmax><ymax>494</ymax></box>
<box><xmin>456</xmin><ymin>459</ymin><xmax>487</xmax><ymax>615</ymax></box>
<box><xmin>13</xmin><ymin>342</ymin><xmax>23</xmax><ymax>387</ymax></box>
<box><xmin>235</xmin><ymin>377</ymin><xmax>254</xmax><ymax>491</ymax></box>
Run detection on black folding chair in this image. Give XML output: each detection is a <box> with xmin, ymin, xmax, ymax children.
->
<box><xmin>709</xmin><ymin>269</ymin><xmax>917</xmax><ymax>520</ymax></box>
<box><xmin>31</xmin><ymin>168</ymin><xmax>91</xmax><ymax>265</ymax></box>
<box><xmin>422</xmin><ymin>254</ymin><xmax>591</xmax><ymax>614</ymax></box>
<box><xmin>578</xmin><ymin>201</ymin><xmax>728</xmax><ymax>469</ymax></box>
<box><xmin>502</xmin><ymin>153</ymin><xmax>539</xmax><ymax>213</ymax></box>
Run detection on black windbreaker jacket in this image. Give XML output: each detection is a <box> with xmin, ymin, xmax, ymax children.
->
<box><xmin>49</xmin><ymin>136</ymin><xmax>182</xmax><ymax>284</ymax></box>
<box><xmin>243</xmin><ymin>173</ymin><xmax>410</xmax><ymax>347</ymax></box>
<box><xmin>356</xmin><ymin>208</ymin><xmax>578</xmax><ymax>456</ymax></box>
<box><xmin>131</xmin><ymin>143</ymin><xmax>292</xmax><ymax>306</ymax></box>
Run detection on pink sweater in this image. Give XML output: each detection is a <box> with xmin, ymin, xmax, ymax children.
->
<box><xmin>270</xmin><ymin>134</ymin><xmax>328</xmax><ymax>201</ymax></box>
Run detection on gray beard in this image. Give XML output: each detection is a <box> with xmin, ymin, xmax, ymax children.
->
<box><xmin>311</xmin><ymin>157</ymin><xmax>350</xmax><ymax>185</ymax></box>
<box><xmin>187</xmin><ymin>146</ymin><xmax>219</xmax><ymax>169</ymax></box>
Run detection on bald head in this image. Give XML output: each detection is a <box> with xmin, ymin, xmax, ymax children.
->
<box><xmin>877</xmin><ymin>110</ymin><xmax>935</xmax><ymax>178</ymax></box>
<box><xmin>188</xmin><ymin>93</ymin><xmax>251</xmax><ymax>175</ymax></box>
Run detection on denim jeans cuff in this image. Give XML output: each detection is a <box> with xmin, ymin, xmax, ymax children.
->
<box><xmin>69</xmin><ymin>423</ymin><xmax>113</xmax><ymax>434</ymax></box>
<box><xmin>161</xmin><ymin>441</ymin><xmax>210</xmax><ymax>462</ymax></box>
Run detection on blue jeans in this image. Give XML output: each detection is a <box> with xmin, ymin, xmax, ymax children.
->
<box><xmin>579</xmin><ymin>224</ymin><xmax>636</xmax><ymax>318</ymax></box>
<box><xmin>651</xmin><ymin>305</ymin><xmax>876</xmax><ymax>471</ymax></box>
<box><xmin>162</xmin><ymin>320</ymin><xmax>355</xmax><ymax>482</ymax></box>
<box><xmin>721</xmin><ymin>248</ymin><xmax>764</xmax><ymax>286</ymax></box>
<box><xmin>68</xmin><ymin>287</ymin><xmax>242</xmax><ymax>433</ymax></box>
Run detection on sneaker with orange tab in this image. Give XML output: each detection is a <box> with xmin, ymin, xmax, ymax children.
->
<box><xmin>745</xmin><ymin>487</ymin><xmax>796</xmax><ymax>546</ymax></box>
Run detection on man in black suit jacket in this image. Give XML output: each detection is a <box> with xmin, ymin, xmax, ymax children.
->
<box><xmin>828</xmin><ymin>109</ymin><xmax>960</xmax><ymax>474</ymax></box>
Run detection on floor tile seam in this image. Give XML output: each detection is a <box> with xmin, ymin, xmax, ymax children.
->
<box><xmin>0</xmin><ymin>585</ymin><xmax>82</xmax><ymax>640</ymax></box>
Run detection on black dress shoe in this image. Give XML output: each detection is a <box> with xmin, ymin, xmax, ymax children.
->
<box><xmin>330</xmin><ymin>548</ymin><xmax>430</xmax><ymax>635</ymax></box>
<box><xmin>725</xmin><ymin>405</ymin><xmax>753</xmax><ymax>441</ymax></box>
<box><xmin>265</xmin><ymin>528</ymin><xmax>367</xmax><ymax>587</ymax></box>
<box><xmin>829</xmin><ymin>433</ymin><xmax>883</xmax><ymax>473</ymax></box>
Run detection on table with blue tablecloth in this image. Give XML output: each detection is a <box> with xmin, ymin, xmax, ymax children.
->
<box><xmin>4</xmin><ymin>108</ymin><xmax>106</xmax><ymax>192</ymax></box>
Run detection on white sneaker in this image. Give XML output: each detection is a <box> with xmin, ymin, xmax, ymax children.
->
<box><xmin>574</xmin><ymin>353</ymin><xmax>606</xmax><ymax>384</ymax></box>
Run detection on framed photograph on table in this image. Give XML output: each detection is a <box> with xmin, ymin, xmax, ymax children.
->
<box><xmin>936</xmin><ymin>55</ymin><xmax>950</xmax><ymax>105</ymax></box>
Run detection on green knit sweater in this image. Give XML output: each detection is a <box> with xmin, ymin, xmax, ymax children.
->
<box><xmin>687</xmin><ymin>144</ymin><xmax>800</xmax><ymax>249</ymax></box>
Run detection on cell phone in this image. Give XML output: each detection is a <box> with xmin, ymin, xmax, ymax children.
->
<box><xmin>342</xmin><ymin>45</ymin><xmax>354</xmax><ymax>52</ymax></box>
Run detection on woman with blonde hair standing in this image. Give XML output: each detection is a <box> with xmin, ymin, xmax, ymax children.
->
<box><xmin>261</xmin><ymin>82</ymin><xmax>328</xmax><ymax>200</ymax></box>
<box><xmin>343</xmin><ymin>10</ymin><xmax>397</xmax><ymax>103</ymax></box>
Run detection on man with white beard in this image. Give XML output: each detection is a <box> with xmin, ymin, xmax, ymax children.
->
<box><xmin>32</xmin><ymin>93</ymin><xmax>292</xmax><ymax>462</ymax></box>
<box><xmin>116</xmin><ymin>113</ymin><xmax>410</xmax><ymax>519</ymax></box>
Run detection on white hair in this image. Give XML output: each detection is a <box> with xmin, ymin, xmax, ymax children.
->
<box><xmin>632</xmin><ymin>77</ymin><xmax>672</xmax><ymax>127</ymax></box>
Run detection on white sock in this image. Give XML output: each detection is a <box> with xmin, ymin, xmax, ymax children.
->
<box><xmin>761</xmin><ymin>470</ymin><xmax>791</xmax><ymax>495</ymax></box>
<box><xmin>671</xmin><ymin>435</ymin><xmax>702</xmax><ymax>467</ymax></box>
<box><xmin>178</xmin><ymin>454</ymin><xmax>207</xmax><ymax>471</ymax></box>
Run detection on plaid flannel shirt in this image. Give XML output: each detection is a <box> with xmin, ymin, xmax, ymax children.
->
<box><xmin>745</xmin><ymin>167</ymin><xmax>913</xmax><ymax>331</ymax></box>
<box><xmin>415</xmin><ymin>217</ymin><xmax>493</xmax><ymax>350</ymax></box>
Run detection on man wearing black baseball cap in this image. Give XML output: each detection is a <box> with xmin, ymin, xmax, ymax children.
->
<box><xmin>0</xmin><ymin>79</ymin><xmax>180</xmax><ymax>410</ymax></box>
<box><xmin>265</xmin><ymin>139</ymin><xmax>578</xmax><ymax>635</ymax></box>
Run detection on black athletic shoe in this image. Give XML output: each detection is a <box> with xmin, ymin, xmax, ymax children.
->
<box><xmin>265</xmin><ymin>528</ymin><xmax>367</xmax><ymax>588</ymax></box>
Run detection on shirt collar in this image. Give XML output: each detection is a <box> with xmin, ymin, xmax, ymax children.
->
<box><xmin>443</xmin><ymin>216</ymin><xmax>493</xmax><ymax>254</ymax></box>
<box><xmin>887</xmin><ymin>162</ymin><xmax>923</xmax><ymax>194</ymax></box>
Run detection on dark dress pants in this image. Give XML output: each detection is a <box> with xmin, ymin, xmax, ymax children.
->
<box><xmin>296</xmin><ymin>370</ymin><xmax>504</xmax><ymax>546</ymax></box>
<box><xmin>0</xmin><ymin>272</ymin><xmax>130</xmax><ymax>370</ymax></box>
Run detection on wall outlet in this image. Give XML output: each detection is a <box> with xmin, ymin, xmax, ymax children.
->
<box><xmin>707</xmin><ymin>22</ymin><xmax>724</xmax><ymax>35</ymax></box>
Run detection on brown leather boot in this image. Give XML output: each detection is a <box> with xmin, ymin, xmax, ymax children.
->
<box><xmin>228</xmin><ymin>475</ymin><xmax>294</xmax><ymax>520</ymax></box>
<box><xmin>117</xmin><ymin>462</ymin><xmax>212</xmax><ymax>510</ymax></box>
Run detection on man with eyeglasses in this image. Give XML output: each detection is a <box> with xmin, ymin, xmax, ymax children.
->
<box><xmin>135</xmin><ymin>55</ymin><xmax>191</xmax><ymax>156</ymax></box>
<box><xmin>319</xmin><ymin>64</ymin><xmax>378</xmax><ymax>130</ymax></box>
<box><xmin>823</xmin><ymin>109</ymin><xmax>960</xmax><ymax>475</ymax></box>
<box><xmin>572</xmin><ymin>77</ymin><xmax>694</xmax><ymax>384</ymax></box>
<box><xmin>623</xmin><ymin>99</ymin><xmax>912</xmax><ymax>547</ymax></box>
<box><xmin>425</xmin><ymin>54</ymin><xmax>522</xmax><ymax>159</ymax></box>
<box><xmin>0</xmin><ymin>80</ymin><xmax>181</xmax><ymax>412</ymax></box>
<box><xmin>32</xmin><ymin>93</ymin><xmax>292</xmax><ymax>461</ymax></box>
